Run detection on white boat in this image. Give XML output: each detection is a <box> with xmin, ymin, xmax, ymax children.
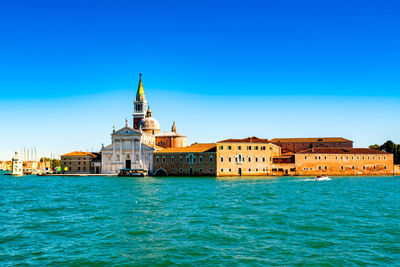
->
<box><xmin>315</xmin><ymin>175</ymin><xmax>331</xmax><ymax>181</ymax></box>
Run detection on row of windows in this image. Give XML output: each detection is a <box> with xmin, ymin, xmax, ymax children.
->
<box><xmin>304</xmin><ymin>155</ymin><xmax>387</xmax><ymax>161</ymax></box>
<box><xmin>220</xmin><ymin>155</ymin><xmax>271</xmax><ymax>163</ymax></box>
<box><xmin>272</xmin><ymin>168</ymin><xmax>296</xmax><ymax>172</ymax></box>
<box><xmin>219</xmin><ymin>145</ymin><xmax>271</xmax><ymax>151</ymax></box>
<box><xmin>219</xmin><ymin>168</ymin><xmax>267</xmax><ymax>173</ymax></box>
<box><xmin>170</xmin><ymin>168</ymin><xmax>213</xmax><ymax>173</ymax></box>
<box><xmin>303</xmin><ymin>165</ymin><xmax>386</xmax><ymax>170</ymax></box>
<box><xmin>63</xmin><ymin>162</ymin><xmax>89</xmax><ymax>165</ymax></box>
<box><xmin>156</xmin><ymin>155</ymin><xmax>214</xmax><ymax>164</ymax></box>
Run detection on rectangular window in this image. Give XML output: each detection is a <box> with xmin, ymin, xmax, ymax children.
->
<box><xmin>319</xmin><ymin>166</ymin><xmax>321</xmax><ymax>170</ymax></box>
<box><xmin>263</xmin><ymin>168</ymin><xmax>265</xmax><ymax>172</ymax></box>
<box><xmin>261</xmin><ymin>146</ymin><xmax>266</xmax><ymax>150</ymax></box>
<box><xmin>228</xmin><ymin>157</ymin><xmax>232</xmax><ymax>162</ymax></box>
<box><xmin>248</xmin><ymin>156</ymin><xmax>251</xmax><ymax>162</ymax></box>
<box><xmin>156</xmin><ymin>156</ymin><xmax>160</xmax><ymax>163</ymax></box>
<box><xmin>171</xmin><ymin>156</ymin><xmax>174</xmax><ymax>163</ymax></box>
<box><xmin>171</xmin><ymin>168</ymin><xmax>174</xmax><ymax>173</ymax></box>
<box><xmin>324</xmin><ymin>166</ymin><xmax>327</xmax><ymax>170</ymax></box>
<box><xmin>238</xmin><ymin>146</ymin><xmax>241</xmax><ymax>150</ymax></box>
<box><xmin>352</xmin><ymin>166</ymin><xmax>355</xmax><ymax>170</ymax></box>
<box><xmin>255</xmin><ymin>157</ymin><xmax>258</xmax><ymax>162</ymax></box>
<box><xmin>262</xmin><ymin>157</ymin><xmax>265</xmax><ymax>162</ymax></box>
<box><xmin>247</xmin><ymin>146</ymin><xmax>252</xmax><ymax>150</ymax></box>
<box><xmin>384</xmin><ymin>157</ymin><xmax>386</xmax><ymax>160</ymax></box>
<box><xmin>209</xmin><ymin>156</ymin><xmax>213</xmax><ymax>162</ymax></box>
<box><xmin>199</xmin><ymin>156</ymin><xmax>203</xmax><ymax>163</ymax></box>
<box><xmin>305</xmin><ymin>156</ymin><xmax>307</xmax><ymax>160</ymax></box>
<box><xmin>373</xmin><ymin>166</ymin><xmax>376</xmax><ymax>170</ymax></box>
<box><xmin>220</xmin><ymin>169</ymin><xmax>224</xmax><ymax>172</ymax></box>
<box><xmin>162</xmin><ymin>156</ymin><xmax>166</xmax><ymax>163</ymax></box>
<box><xmin>209</xmin><ymin>168</ymin><xmax>213</xmax><ymax>173</ymax></box>
<box><xmin>228</xmin><ymin>168</ymin><xmax>231</xmax><ymax>172</ymax></box>
<box><xmin>83</xmin><ymin>167</ymin><xmax>86</xmax><ymax>171</ymax></box>
<box><xmin>315</xmin><ymin>156</ymin><xmax>317</xmax><ymax>160</ymax></box>
<box><xmin>179</xmin><ymin>156</ymin><xmax>183</xmax><ymax>163</ymax></box>
<box><xmin>384</xmin><ymin>166</ymin><xmax>386</xmax><ymax>170</ymax></box>
<box><xmin>248</xmin><ymin>168</ymin><xmax>251</xmax><ymax>172</ymax></box>
<box><xmin>78</xmin><ymin>167</ymin><xmax>80</xmax><ymax>171</ymax></box>
<box><xmin>220</xmin><ymin>156</ymin><xmax>223</xmax><ymax>162</ymax></box>
<box><xmin>255</xmin><ymin>146</ymin><xmax>258</xmax><ymax>150</ymax></box>
<box><xmin>199</xmin><ymin>168</ymin><xmax>203</xmax><ymax>172</ymax></box>
<box><xmin>255</xmin><ymin>168</ymin><xmax>258</xmax><ymax>172</ymax></box>
<box><xmin>228</xmin><ymin>146</ymin><xmax>232</xmax><ymax>150</ymax></box>
<box><xmin>219</xmin><ymin>145</ymin><xmax>224</xmax><ymax>150</ymax></box>
<box><xmin>363</xmin><ymin>166</ymin><xmax>366</xmax><ymax>170</ymax></box>
<box><xmin>341</xmin><ymin>166</ymin><xmax>344</xmax><ymax>170</ymax></box>
<box><xmin>179</xmin><ymin>168</ymin><xmax>183</xmax><ymax>173</ymax></box>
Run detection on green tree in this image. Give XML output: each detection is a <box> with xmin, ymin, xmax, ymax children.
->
<box><xmin>51</xmin><ymin>159</ymin><xmax>61</xmax><ymax>168</ymax></box>
<box><xmin>369</xmin><ymin>144</ymin><xmax>380</xmax><ymax>150</ymax></box>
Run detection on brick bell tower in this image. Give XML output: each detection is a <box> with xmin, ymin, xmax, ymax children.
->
<box><xmin>133</xmin><ymin>73</ymin><xmax>148</xmax><ymax>129</ymax></box>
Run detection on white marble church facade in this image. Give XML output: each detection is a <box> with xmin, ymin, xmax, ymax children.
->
<box><xmin>101</xmin><ymin>120</ymin><xmax>157</xmax><ymax>174</ymax></box>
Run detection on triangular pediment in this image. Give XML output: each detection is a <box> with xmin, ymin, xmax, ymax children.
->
<box><xmin>114</xmin><ymin>126</ymin><xmax>142</xmax><ymax>136</ymax></box>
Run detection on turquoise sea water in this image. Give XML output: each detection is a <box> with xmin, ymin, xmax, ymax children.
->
<box><xmin>1</xmin><ymin>172</ymin><xmax>399</xmax><ymax>266</ymax></box>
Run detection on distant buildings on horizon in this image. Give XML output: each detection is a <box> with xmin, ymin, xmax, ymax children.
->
<box><xmin>57</xmin><ymin>74</ymin><xmax>399</xmax><ymax>177</ymax></box>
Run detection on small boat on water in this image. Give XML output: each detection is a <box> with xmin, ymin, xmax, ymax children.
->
<box><xmin>118</xmin><ymin>169</ymin><xmax>148</xmax><ymax>177</ymax></box>
<box><xmin>315</xmin><ymin>175</ymin><xmax>331</xmax><ymax>181</ymax></box>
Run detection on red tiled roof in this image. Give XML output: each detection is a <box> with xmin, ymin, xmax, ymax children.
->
<box><xmin>154</xmin><ymin>143</ymin><xmax>216</xmax><ymax>153</ymax></box>
<box><xmin>296</xmin><ymin>148</ymin><xmax>391</xmax><ymax>155</ymax></box>
<box><xmin>270</xmin><ymin>137</ymin><xmax>352</xmax><ymax>143</ymax></box>
<box><xmin>218</xmin><ymin>136</ymin><xmax>270</xmax><ymax>143</ymax></box>
<box><xmin>61</xmin><ymin>151</ymin><xmax>98</xmax><ymax>157</ymax></box>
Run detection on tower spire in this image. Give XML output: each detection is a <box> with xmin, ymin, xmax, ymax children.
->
<box><xmin>136</xmin><ymin>73</ymin><xmax>145</xmax><ymax>97</ymax></box>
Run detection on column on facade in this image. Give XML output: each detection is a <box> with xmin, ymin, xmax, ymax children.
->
<box><xmin>112</xmin><ymin>136</ymin><xmax>116</xmax><ymax>164</ymax></box>
<box><xmin>139</xmin><ymin>136</ymin><xmax>142</xmax><ymax>164</ymax></box>
<box><xmin>132</xmin><ymin>138</ymin><xmax>136</xmax><ymax>168</ymax></box>
<box><xmin>119</xmin><ymin>138</ymin><xmax>123</xmax><ymax>164</ymax></box>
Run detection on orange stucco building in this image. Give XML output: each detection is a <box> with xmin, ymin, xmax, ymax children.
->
<box><xmin>295</xmin><ymin>148</ymin><xmax>393</xmax><ymax>176</ymax></box>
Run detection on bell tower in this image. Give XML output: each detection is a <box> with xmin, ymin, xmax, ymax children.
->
<box><xmin>133</xmin><ymin>73</ymin><xmax>147</xmax><ymax>129</ymax></box>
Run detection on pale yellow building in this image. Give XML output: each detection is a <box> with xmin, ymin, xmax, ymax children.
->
<box><xmin>216</xmin><ymin>137</ymin><xmax>281</xmax><ymax>176</ymax></box>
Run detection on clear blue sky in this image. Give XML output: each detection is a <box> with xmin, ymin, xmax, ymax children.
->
<box><xmin>1</xmin><ymin>0</ymin><xmax>400</xmax><ymax>160</ymax></box>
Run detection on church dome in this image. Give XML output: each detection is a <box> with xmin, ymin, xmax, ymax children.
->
<box><xmin>138</xmin><ymin>107</ymin><xmax>160</xmax><ymax>134</ymax></box>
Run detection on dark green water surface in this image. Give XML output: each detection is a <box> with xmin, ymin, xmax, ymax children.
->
<box><xmin>1</xmin><ymin>173</ymin><xmax>399</xmax><ymax>266</ymax></box>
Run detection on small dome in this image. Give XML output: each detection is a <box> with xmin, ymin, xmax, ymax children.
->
<box><xmin>138</xmin><ymin>117</ymin><xmax>160</xmax><ymax>131</ymax></box>
<box><xmin>138</xmin><ymin>106</ymin><xmax>160</xmax><ymax>132</ymax></box>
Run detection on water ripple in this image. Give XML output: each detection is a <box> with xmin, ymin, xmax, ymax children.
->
<box><xmin>1</xmin><ymin>173</ymin><xmax>399</xmax><ymax>265</ymax></box>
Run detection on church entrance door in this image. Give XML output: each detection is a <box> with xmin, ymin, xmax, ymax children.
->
<box><xmin>126</xmin><ymin>160</ymin><xmax>131</xmax><ymax>169</ymax></box>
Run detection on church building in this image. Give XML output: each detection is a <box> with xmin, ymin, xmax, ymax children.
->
<box><xmin>101</xmin><ymin>74</ymin><xmax>187</xmax><ymax>174</ymax></box>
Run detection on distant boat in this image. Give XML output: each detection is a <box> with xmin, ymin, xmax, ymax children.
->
<box><xmin>118</xmin><ymin>169</ymin><xmax>148</xmax><ymax>177</ymax></box>
<box><xmin>315</xmin><ymin>175</ymin><xmax>331</xmax><ymax>181</ymax></box>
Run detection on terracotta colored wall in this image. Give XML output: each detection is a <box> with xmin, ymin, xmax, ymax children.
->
<box><xmin>153</xmin><ymin>152</ymin><xmax>216</xmax><ymax>176</ymax></box>
<box><xmin>295</xmin><ymin>153</ymin><xmax>394</xmax><ymax>176</ymax></box>
<box><xmin>156</xmin><ymin>136</ymin><xmax>187</xmax><ymax>148</ymax></box>
<box><xmin>394</xmin><ymin>165</ymin><xmax>400</xmax><ymax>175</ymax></box>
<box><xmin>270</xmin><ymin>163</ymin><xmax>296</xmax><ymax>176</ymax></box>
<box><xmin>216</xmin><ymin>142</ymin><xmax>281</xmax><ymax>176</ymax></box>
<box><xmin>273</xmin><ymin>141</ymin><xmax>353</xmax><ymax>153</ymax></box>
